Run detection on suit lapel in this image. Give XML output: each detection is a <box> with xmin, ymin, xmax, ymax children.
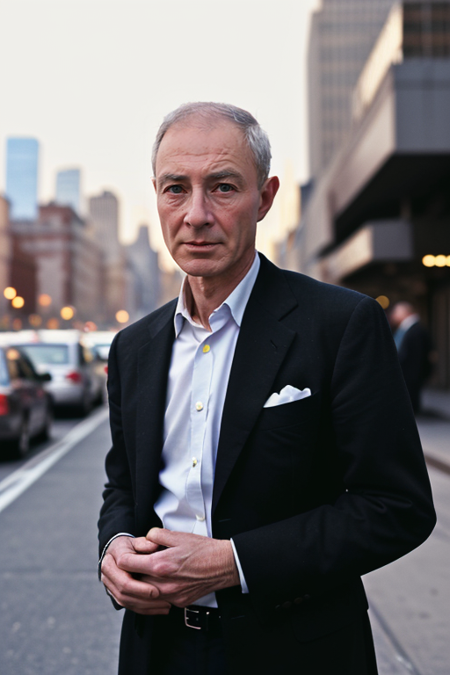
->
<box><xmin>135</xmin><ymin>302</ymin><xmax>176</xmax><ymax>532</ymax></box>
<box><xmin>212</xmin><ymin>257</ymin><xmax>298</xmax><ymax>514</ymax></box>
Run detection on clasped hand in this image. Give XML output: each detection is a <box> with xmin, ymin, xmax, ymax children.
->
<box><xmin>100</xmin><ymin>528</ymin><xmax>239</xmax><ymax>615</ymax></box>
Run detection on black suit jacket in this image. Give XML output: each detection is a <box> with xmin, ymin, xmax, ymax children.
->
<box><xmin>99</xmin><ymin>255</ymin><xmax>435</xmax><ymax>675</ymax></box>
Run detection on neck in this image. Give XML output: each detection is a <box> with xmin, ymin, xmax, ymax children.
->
<box><xmin>184</xmin><ymin>253</ymin><xmax>255</xmax><ymax>330</ymax></box>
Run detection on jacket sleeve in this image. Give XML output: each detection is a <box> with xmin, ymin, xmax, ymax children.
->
<box><xmin>97</xmin><ymin>331</ymin><xmax>136</xmax><ymax>557</ymax></box>
<box><xmin>232</xmin><ymin>296</ymin><xmax>436</xmax><ymax>615</ymax></box>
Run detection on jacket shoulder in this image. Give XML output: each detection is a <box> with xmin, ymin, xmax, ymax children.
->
<box><xmin>112</xmin><ymin>298</ymin><xmax>177</xmax><ymax>351</ymax></box>
<box><xmin>282</xmin><ymin>268</ymin><xmax>366</xmax><ymax>310</ymax></box>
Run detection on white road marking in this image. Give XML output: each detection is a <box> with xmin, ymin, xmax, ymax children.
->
<box><xmin>0</xmin><ymin>407</ymin><xmax>109</xmax><ymax>514</ymax></box>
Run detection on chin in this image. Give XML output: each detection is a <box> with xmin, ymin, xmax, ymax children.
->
<box><xmin>178</xmin><ymin>259</ymin><xmax>224</xmax><ymax>278</ymax></box>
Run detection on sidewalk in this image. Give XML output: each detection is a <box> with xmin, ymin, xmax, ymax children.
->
<box><xmin>417</xmin><ymin>388</ymin><xmax>450</xmax><ymax>471</ymax></box>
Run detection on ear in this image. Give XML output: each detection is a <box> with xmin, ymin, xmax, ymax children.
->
<box><xmin>152</xmin><ymin>177</ymin><xmax>157</xmax><ymax>193</ymax></box>
<box><xmin>257</xmin><ymin>176</ymin><xmax>280</xmax><ymax>222</ymax></box>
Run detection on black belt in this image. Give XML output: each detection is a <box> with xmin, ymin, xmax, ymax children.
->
<box><xmin>171</xmin><ymin>605</ymin><xmax>222</xmax><ymax>631</ymax></box>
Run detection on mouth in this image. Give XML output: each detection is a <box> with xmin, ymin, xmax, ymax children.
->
<box><xmin>183</xmin><ymin>241</ymin><xmax>219</xmax><ymax>250</ymax></box>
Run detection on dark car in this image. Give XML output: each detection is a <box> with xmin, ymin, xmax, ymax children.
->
<box><xmin>0</xmin><ymin>346</ymin><xmax>53</xmax><ymax>457</ymax></box>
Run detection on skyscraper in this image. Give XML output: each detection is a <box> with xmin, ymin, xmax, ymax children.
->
<box><xmin>5</xmin><ymin>137</ymin><xmax>39</xmax><ymax>219</ymax></box>
<box><xmin>55</xmin><ymin>168</ymin><xmax>81</xmax><ymax>213</ymax></box>
<box><xmin>308</xmin><ymin>0</ymin><xmax>395</xmax><ymax>179</ymax></box>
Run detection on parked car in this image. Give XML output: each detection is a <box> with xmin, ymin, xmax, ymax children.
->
<box><xmin>81</xmin><ymin>331</ymin><xmax>116</xmax><ymax>401</ymax></box>
<box><xmin>17</xmin><ymin>331</ymin><xmax>104</xmax><ymax>415</ymax></box>
<box><xmin>0</xmin><ymin>345</ymin><xmax>53</xmax><ymax>457</ymax></box>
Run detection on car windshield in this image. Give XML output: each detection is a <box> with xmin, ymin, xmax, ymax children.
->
<box><xmin>20</xmin><ymin>344</ymin><xmax>70</xmax><ymax>365</ymax></box>
<box><xmin>0</xmin><ymin>351</ymin><xmax>9</xmax><ymax>385</ymax></box>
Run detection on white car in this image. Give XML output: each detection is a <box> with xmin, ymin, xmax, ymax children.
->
<box><xmin>16</xmin><ymin>331</ymin><xmax>103</xmax><ymax>415</ymax></box>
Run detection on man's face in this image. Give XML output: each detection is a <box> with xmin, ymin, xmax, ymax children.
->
<box><xmin>153</xmin><ymin>118</ymin><xmax>277</xmax><ymax>283</ymax></box>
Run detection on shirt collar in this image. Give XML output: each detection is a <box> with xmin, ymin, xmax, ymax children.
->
<box><xmin>174</xmin><ymin>252</ymin><xmax>260</xmax><ymax>337</ymax></box>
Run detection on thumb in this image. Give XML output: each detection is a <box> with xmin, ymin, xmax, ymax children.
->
<box><xmin>146</xmin><ymin>527</ymin><xmax>178</xmax><ymax>547</ymax></box>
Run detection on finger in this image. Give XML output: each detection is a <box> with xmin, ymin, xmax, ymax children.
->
<box><xmin>133</xmin><ymin>537</ymin><xmax>160</xmax><ymax>554</ymax></box>
<box><xmin>102</xmin><ymin>559</ymin><xmax>161</xmax><ymax>600</ymax></box>
<box><xmin>116</xmin><ymin>551</ymin><xmax>165</xmax><ymax>577</ymax></box>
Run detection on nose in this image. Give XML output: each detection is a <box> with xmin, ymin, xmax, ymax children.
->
<box><xmin>184</xmin><ymin>189</ymin><xmax>212</xmax><ymax>228</ymax></box>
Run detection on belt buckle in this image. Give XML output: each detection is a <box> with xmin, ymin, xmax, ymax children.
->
<box><xmin>184</xmin><ymin>607</ymin><xmax>208</xmax><ymax>630</ymax></box>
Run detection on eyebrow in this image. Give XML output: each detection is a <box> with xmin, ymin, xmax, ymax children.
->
<box><xmin>157</xmin><ymin>173</ymin><xmax>188</xmax><ymax>188</ymax></box>
<box><xmin>157</xmin><ymin>170</ymin><xmax>245</xmax><ymax>189</ymax></box>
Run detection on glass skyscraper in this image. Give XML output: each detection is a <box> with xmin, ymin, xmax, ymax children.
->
<box><xmin>55</xmin><ymin>168</ymin><xmax>81</xmax><ymax>213</ymax></box>
<box><xmin>5</xmin><ymin>137</ymin><xmax>39</xmax><ymax>219</ymax></box>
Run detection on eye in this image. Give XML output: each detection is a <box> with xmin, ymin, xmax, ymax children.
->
<box><xmin>216</xmin><ymin>183</ymin><xmax>235</xmax><ymax>193</ymax></box>
<box><xmin>166</xmin><ymin>185</ymin><xmax>184</xmax><ymax>194</ymax></box>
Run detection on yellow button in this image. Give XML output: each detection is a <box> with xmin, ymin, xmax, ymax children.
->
<box><xmin>195</xmin><ymin>402</ymin><xmax>203</xmax><ymax>411</ymax></box>
<box><xmin>203</xmin><ymin>344</ymin><xmax>210</xmax><ymax>353</ymax></box>
<box><xmin>196</xmin><ymin>514</ymin><xmax>206</xmax><ymax>521</ymax></box>
<box><xmin>192</xmin><ymin>458</ymin><xmax>198</xmax><ymax>467</ymax></box>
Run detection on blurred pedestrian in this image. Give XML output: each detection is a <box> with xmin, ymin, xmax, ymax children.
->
<box><xmin>98</xmin><ymin>102</ymin><xmax>435</xmax><ymax>675</ymax></box>
<box><xmin>389</xmin><ymin>302</ymin><xmax>433</xmax><ymax>414</ymax></box>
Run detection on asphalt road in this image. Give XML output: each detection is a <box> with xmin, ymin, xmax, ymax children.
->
<box><xmin>0</xmin><ymin>408</ymin><xmax>448</xmax><ymax>674</ymax></box>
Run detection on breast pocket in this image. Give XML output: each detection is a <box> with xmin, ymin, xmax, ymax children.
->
<box><xmin>258</xmin><ymin>392</ymin><xmax>320</xmax><ymax>431</ymax></box>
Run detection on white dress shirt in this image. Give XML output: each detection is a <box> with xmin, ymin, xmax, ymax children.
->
<box><xmin>154</xmin><ymin>252</ymin><xmax>260</xmax><ymax>606</ymax></box>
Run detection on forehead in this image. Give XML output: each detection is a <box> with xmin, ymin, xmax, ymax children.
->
<box><xmin>155</xmin><ymin>118</ymin><xmax>257</xmax><ymax>180</ymax></box>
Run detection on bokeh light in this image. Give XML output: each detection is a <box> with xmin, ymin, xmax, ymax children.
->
<box><xmin>116</xmin><ymin>310</ymin><xmax>129</xmax><ymax>324</ymax></box>
<box><xmin>376</xmin><ymin>295</ymin><xmax>390</xmax><ymax>309</ymax></box>
<box><xmin>38</xmin><ymin>294</ymin><xmax>52</xmax><ymax>307</ymax></box>
<box><xmin>60</xmin><ymin>306</ymin><xmax>75</xmax><ymax>320</ymax></box>
<box><xmin>29</xmin><ymin>314</ymin><xmax>43</xmax><ymax>327</ymax></box>
<box><xmin>11</xmin><ymin>296</ymin><xmax>25</xmax><ymax>309</ymax></box>
<box><xmin>3</xmin><ymin>286</ymin><xmax>17</xmax><ymax>300</ymax></box>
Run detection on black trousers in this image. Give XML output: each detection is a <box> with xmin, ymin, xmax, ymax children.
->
<box><xmin>151</xmin><ymin>607</ymin><xmax>227</xmax><ymax>675</ymax></box>
<box><xmin>133</xmin><ymin>607</ymin><xmax>378</xmax><ymax>675</ymax></box>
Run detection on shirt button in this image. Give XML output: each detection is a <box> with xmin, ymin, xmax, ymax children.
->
<box><xmin>196</xmin><ymin>514</ymin><xmax>206</xmax><ymax>521</ymax></box>
<box><xmin>195</xmin><ymin>401</ymin><xmax>203</xmax><ymax>411</ymax></box>
<box><xmin>192</xmin><ymin>458</ymin><xmax>198</xmax><ymax>467</ymax></box>
<box><xmin>202</xmin><ymin>344</ymin><xmax>210</xmax><ymax>353</ymax></box>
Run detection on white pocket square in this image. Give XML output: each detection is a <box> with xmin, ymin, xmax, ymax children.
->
<box><xmin>263</xmin><ymin>385</ymin><xmax>311</xmax><ymax>408</ymax></box>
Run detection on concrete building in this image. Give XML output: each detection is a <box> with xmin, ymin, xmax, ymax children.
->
<box><xmin>308</xmin><ymin>0</ymin><xmax>396</xmax><ymax>179</ymax></box>
<box><xmin>5</xmin><ymin>137</ymin><xmax>39</xmax><ymax>219</ymax></box>
<box><xmin>55</xmin><ymin>168</ymin><xmax>81</xmax><ymax>214</ymax></box>
<box><xmin>11</xmin><ymin>204</ymin><xmax>102</xmax><ymax>326</ymax></box>
<box><xmin>125</xmin><ymin>224</ymin><xmax>160</xmax><ymax>320</ymax></box>
<box><xmin>299</xmin><ymin>1</ymin><xmax>450</xmax><ymax>387</ymax></box>
<box><xmin>88</xmin><ymin>190</ymin><xmax>127</xmax><ymax>323</ymax></box>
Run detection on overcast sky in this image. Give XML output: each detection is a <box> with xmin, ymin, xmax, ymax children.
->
<box><xmin>0</xmin><ymin>0</ymin><xmax>319</xmax><ymax>258</ymax></box>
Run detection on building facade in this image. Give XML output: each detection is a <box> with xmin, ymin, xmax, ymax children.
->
<box><xmin>11</xmin><ymin>204</ymin><xmax>102</xmax><ymax>326</ymax></box>
<box><xmin>88</xmin><ymin>191</ymin><xmax>128</xmax><ymax>324</ymax></box>
<box><xmin>125</xmin><ymin>225</ymin><xmax>160</xmax><ymax>320</ymax></box>
<box><xmin>300</xmin><ymin>1</ymin><xmax>450</xmax><ymax>388</ymax></box>
<box><xmin>308</xmin><ymin>0</ymin><xmax>396</xmax><ymax>179</ymax></box>
<box><xmin>0</xmin><ymin>195</ymin><xmax>11</xmax><ymax>321</ymax></box>
<box><xmin>5</xmin><ymin>137</ymin><xmax>39</xmax><ymax>220</ymax></box>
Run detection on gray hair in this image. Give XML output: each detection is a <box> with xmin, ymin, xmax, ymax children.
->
<box><xmin>151</xmin><ymin>102</ymin><xmax>272</xmax><ymax>188</ymax></box>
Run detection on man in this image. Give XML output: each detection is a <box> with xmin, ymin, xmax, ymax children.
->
<box><xmin>389</xmin><ymin>301</ymin><xmax>433</xmax><ymax>414</ymax></box>
<box><xmin>98</xmin><ymin>102</ymin><xmax>435</xmax><ymax>675</ymax></box>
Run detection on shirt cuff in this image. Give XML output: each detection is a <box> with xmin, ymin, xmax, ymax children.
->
<box><xmin>230</xmin><ymin>538</ymin><xmax>249</xmax><ymax>594</ymax></box>
<box><xmin>98</xmin><ymin>532</ymin><xmax>135</xmax><ymax>581</ymax></box>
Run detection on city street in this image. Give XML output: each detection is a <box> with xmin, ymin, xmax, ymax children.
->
<box><xmin>0</xmin><ymin>405</ymin><xmax>449</xmax><ymax>675</ymax></box>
